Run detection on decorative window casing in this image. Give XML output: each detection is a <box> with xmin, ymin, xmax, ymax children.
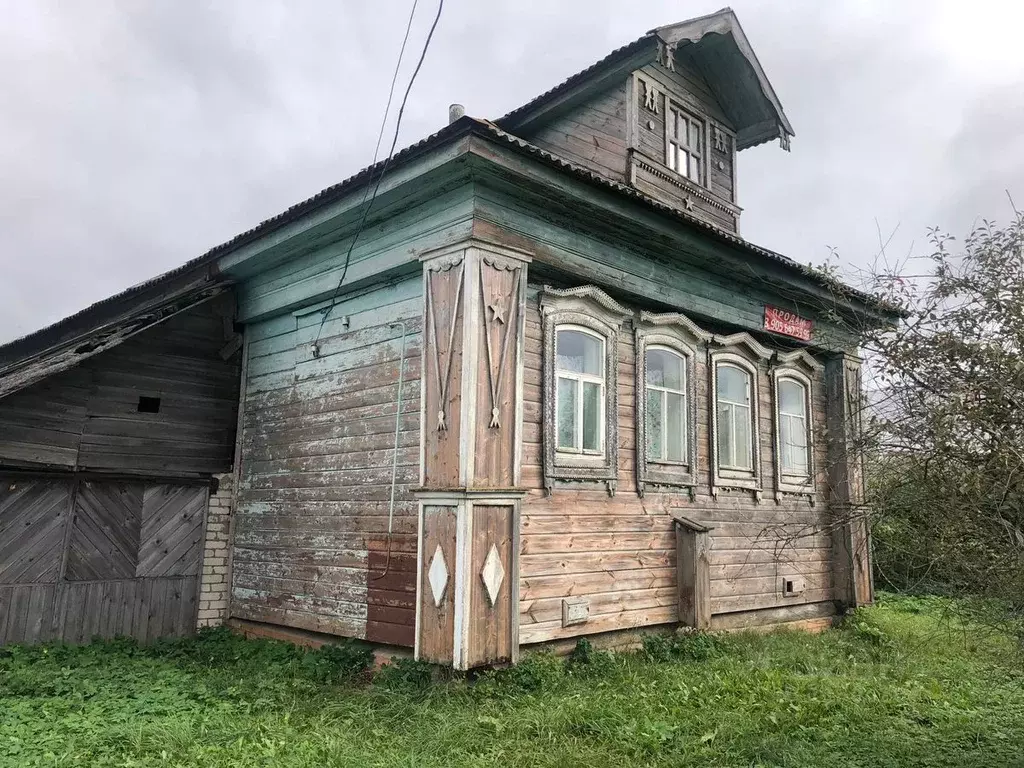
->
<box><xmin>666</xmin><ymin>101</ymin><xmax>705</xmax><ymax>185</ymax></box>
<box><xmin>771</xmin><ymin>349</ymin><xmax>824</xmax><ymax>502</ymax></box>
<box><xmin>634</xmin><ymin>311</ymin><xmax>710</xmax><ymax>497</ymax></box>
<box><xmin>540</xmin><ymin>285</ymin><xmax>631</xmax><ymax>496</ymax></box>
<box><xmin>709</xmin><ymin>332</ymin><xmax>772</xmax><ymax>500</ymax></box>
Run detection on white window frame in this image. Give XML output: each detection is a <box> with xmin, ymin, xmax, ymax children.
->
<box><xmin>715</xmin><ymin>361</ymin><xmax>755</xmax><ymax>473</ymax></box>
<box><xmin>776</xmin><ymin>375</ymin><xmax>811</xmax><ymax>480</ymax></box>
<box><xmin>771</xmin><ymin>350</ymin><xmax>822</xmax><ymax>502</ymax></box>
<box><xmin>634</xmin><ymin>311</ymin><xmax>710</xmax><ymax>497</ymax></box>
<box><xmin>665</xmin><ymin>100</ymin><xmax>706</xmax><ymax>186</ymax></box>
<box><xmin>540</xmin><ymin>285</ymin><xmax>631</xmax><ymax>496</ymax></box>
<box><xmin>644</xmin><ymin>345</ymin><xmax>689</xmax><ymax>465</ymax></box>
<box><xmin>554</xmin><ymin>325</ymin><xmax>606</xmax><ymax>456</ymax></box>
<box><xmin>709</xmin><ymin>332</ymin><xmax>771</xmax><ymax>500</ymax></box>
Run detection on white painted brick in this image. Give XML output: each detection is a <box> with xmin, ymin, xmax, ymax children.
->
<box><xmin>195</xmin><ymin>473</ymin><xmax>236</xmax><ymax>630</ymax></box>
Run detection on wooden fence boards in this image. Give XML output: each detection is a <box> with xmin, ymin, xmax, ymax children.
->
<box><xmin>0</xmin><ymin>476</ymin><xmax>207</xmax><ymax>646</ymax></box>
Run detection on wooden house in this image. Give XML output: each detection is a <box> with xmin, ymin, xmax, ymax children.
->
<box><xmin>0</xmin><ymin>9</ymin><xmax>897</xmax><ymax>665</ymax></box>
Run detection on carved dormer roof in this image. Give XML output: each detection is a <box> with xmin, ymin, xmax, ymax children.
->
<box><xmin>497</xmin><ymin>7</ymin><xmax>793</xmax><ymax>151</ymax></box>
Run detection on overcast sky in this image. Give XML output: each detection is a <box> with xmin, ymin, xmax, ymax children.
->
<box><xmin>2</xmin><ymin>0</ymin><xmax>1022</xmax><ymax>343</ymax></box>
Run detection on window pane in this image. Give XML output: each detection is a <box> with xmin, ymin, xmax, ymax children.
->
<box><xmin>679</xmin><ymin>149</ymin><xmax>690</xmax><ymax>178</ymax></box>
<box><xmin>666</xmin><ymin>391</ymin><xmax>686</xmax><ymax>461</ymax></box>
<box><xmin>582</xmin><ymin>381</ymin><xmax>601</xmax><ymax>451</ymax></box>
<box><xmin>646</xmin><ymin>387</ymin><xmax>663</xmax><ymax>461</ymax></box>
<box><xmin>717</xmin><ymin>364</ymin><xmax>750</xmax><ymax>404</ymax></box>
<box><xmin>557</xmin><ymin>377</ymin><xmax>577</xmax><ymax>450</ymax></box>
<box><xmin>717</xmin><ymin>402</ymin><xmax>733</xmax><ymax>467</ymax></box>
<box><xmin>690</xmin><ymin>156</ymin><xmax>700</xmax><ymax>183</ymax></box>
<box><xmin>646</xmin><ymin>348</ymin><xmax>684</xmax><ymax>390</ymax></box>
<box><xmin>557</xmin><ymin>329</ymin><xmax>602</xmax><ymax>375</ymax></box>
<box><xmin>779</xmin><ymin>379</ymin><xmax>805</xmax><ymax>416</ymax></box>
<box><xmin>781</xmin><ymin>414</ymin><xmax>808</xmax><ymax>475</ymax></box>
<box><xmin>734</xmin><ymin>405</ymin><xmax>752</xmax><ymax>469</ymax></box>
<box><xmin>689</xmin><ymin>120</ymin><xmax>701</xmax><ymax>151</ymax></box>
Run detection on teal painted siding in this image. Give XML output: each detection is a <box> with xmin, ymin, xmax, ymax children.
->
<box><xmin>473</xmin><ymin>183</ymin><xmax>850</xmax><ymax>347</ymax></box>
<box><xmin>234</xmin><ymin>185</ymin><xmax>474</xmax><ymax>323</ymax></box>
<box><xmin>232</xmin><ymin>275</ymin><xmax>422</xmax><ymax>645</ymax></box>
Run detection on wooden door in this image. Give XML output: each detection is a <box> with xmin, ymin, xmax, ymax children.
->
<box><xmin>0</xmin><ymin>478</ymin><xmax>71</xmax><ymax>644</ymax></box>
<box><xmin>0</xmin><ymin>475</ymin><xmax>208</xmax><ymax>646</ymax></box>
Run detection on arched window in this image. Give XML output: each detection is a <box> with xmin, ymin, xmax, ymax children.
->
<box><xmin>777</xmin><ymin>377</ymin><xmax>809</xmax><ymax>478</ymax></box>
<box><xmin>555</xmin><ymin>327</ymin><xmax>605</xmax><ymax>454</ymax></box>
<box><xmin>715</xmin><ymin>362</ymin><xmax>754</xmax><ymax>471</ymax></box>
<box><xmin>541</xmin><ymin>286</ymin><xmax>629</xmax><ymax>494</ymax></box>
<box><xmin>645</xmin><ymin>347</ymin><xmax>687</xmax><ymax>462</ymax></box>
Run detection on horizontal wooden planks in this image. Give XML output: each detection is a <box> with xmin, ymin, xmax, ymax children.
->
<box><xmin>0</xmin><ymin>298</ymin><xmax>240</xmax><ymax>476</ymax></box>
<box><xmin>233</xmin><ymin>276</ymin><xmax>422</xmax><ymax>647</ymax></box>
<box><xmin>528</xmin><ymin>82</ymin><xmax>630</xmax><ymax>182</ymax></box>
<box><xmin>517</xmin><ymin>282</ymin><xmax>836</xmax><ymax>640</ymax></box>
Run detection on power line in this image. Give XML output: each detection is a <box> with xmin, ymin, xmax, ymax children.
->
<box><xmin>312</xmin><ymin>0</ymin><xmax>446</xmax><ymax>355</ymax></box>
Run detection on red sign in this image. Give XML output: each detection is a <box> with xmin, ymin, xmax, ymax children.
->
<box><xmin>764</xmin><ymin>306</ymin><xmax>812</xmax><ymax>341</ymax></box>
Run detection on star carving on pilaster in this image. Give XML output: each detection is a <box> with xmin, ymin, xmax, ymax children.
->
<box><xmin>489</xmin><ymin>300</ymin><xmax>506</xmax><ymax>324</ymax></box>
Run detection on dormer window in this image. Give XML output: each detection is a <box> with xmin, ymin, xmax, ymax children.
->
<box><xmin>666</xmin><ymin>102</ymin><xmax>704</xmax><ymax>184</ymax></box>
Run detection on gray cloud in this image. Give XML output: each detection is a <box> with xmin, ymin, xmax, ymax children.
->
<box><xmin>1</xmin><ymin>0</ymin><xmax>1021</xmax><ymax>342</ymax></box>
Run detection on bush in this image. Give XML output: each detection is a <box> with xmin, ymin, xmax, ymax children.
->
<box><xmin>373</xmin><ymin>657</ymin><xmax>435</xmax><ymax>691</ymax></box>
<box><xmin>642</xmin><ymin>629</ymin><xmax>725</xmax><ymax>663</ymax></box>
<box><xmin>474</xmin><ymin>652</ymin><xmax>564</xmax><ymax>696</ymax></box>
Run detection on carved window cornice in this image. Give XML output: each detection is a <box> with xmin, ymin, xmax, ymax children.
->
<box><xmin>634</xmin><ymin>312</ymin><xmax>709</xmax><ymax>498</ymax></box>
<box><xmin>770</xmin><ymin>349</ymin><xmax>822</xmax><ymax>503</ymax></box>
<box><xmin>540</xmin><ymin>285</ymin><xmax>630</xmax><ymax>496</ymax></box>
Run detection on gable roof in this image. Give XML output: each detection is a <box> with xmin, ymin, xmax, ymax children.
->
<box><xmin>1</xmin><ymin>16</ymin><xmax>893</xmax><ymax>400</ymax></box>
<box><xmin>498</xmin><ymin>7</ymin><xmax>794</xmax><ymax>151</ymax></box>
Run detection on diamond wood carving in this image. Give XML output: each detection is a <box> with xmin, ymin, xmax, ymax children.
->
<box><xmin>428</xmin><ymin>544</ymin><xmax>449</xmax><ymax>607</ymax></box>
<box><xmin>480</xmin><ymin>543</ymin><xmax>504</xmax><ymax>606</ymax></box>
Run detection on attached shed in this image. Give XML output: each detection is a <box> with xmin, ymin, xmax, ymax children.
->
<box><xmin>0</xmin><ymin>269</ymin><xmax>241</xmax><ymax>645</ymax></box>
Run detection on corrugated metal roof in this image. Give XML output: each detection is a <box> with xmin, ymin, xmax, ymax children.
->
<box><xmin>497</xmin><ymin>34</ymin><xmax>655</xmax><ymax>128</ymax></box>
<box><xmin>2</xmin><ymin>113</ymin><xmax>895</xmax><ymax>388</ymax></box>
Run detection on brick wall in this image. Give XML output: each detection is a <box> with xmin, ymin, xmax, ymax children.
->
<box><xmin>197</xmin><ymin>473</ymin><xmax>234</xmax><ymax>628</ymax></box>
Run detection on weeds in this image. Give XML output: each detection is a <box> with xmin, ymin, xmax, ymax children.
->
<box><xmin>1</xmin><ymin>595</ymin><xmax>1022</xmax><ymax>767</ymax></box>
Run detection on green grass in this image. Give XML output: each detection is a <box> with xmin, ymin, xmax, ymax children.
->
<box><xmin>2</xmin><ymin>594</ymin><xmax>1023</xmax><ymax>767</ymax></box>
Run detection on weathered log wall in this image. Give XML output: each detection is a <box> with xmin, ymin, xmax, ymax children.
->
<box><xmin>519</xmin><ymin>285</ymin><xmax>833</xmax><ymax>644</ymax></box>
<box><xmin>0</xmin><ymin>298</ymin><xmax>240</xmax><ymax>477</ymax></box>
<box><xmin>232</xmin><ymin>277</ymin><xmax>422</xmax><ymax>646</ymax></box>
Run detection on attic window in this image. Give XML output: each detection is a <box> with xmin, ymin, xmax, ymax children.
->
<box><xmin>137</xmin><ymin>396</ymin><xmax>161</xmax><ymax>414</ymax></box>
<box><xmin>666</xmin><ymin>102</ymin><xmax>705</xmax><ymax>185</ymax></box>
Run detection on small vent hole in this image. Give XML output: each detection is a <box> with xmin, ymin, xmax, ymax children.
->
<box><xmin>785</xmin><ymin>580</ymin><xmax>794</xmax><ymax>594</ymax></box>
<box><xmin>137</xmin><ymin>396</ymin><xmax>162</xmax><ymax>413</ymax></box>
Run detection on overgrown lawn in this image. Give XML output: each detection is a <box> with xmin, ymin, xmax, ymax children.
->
<box><xmin>2</xmin><ymin>595</ymin><xmax>1022</xmax><ymax>767</ymax></box>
